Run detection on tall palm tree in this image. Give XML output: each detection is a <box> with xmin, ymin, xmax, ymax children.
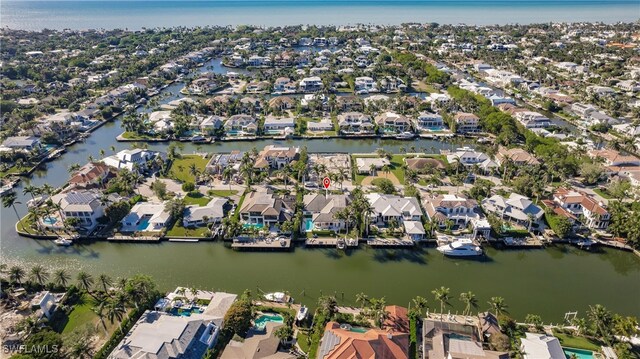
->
<box><xmin>98</xmin><ymin>274</ymin><xmax>113</xmax><ymax>292</ymax></box>
<box><xmin>77</xmin><ymin>271</ymin><xmax>95</xmax><ymax>293</ymax></box>
<box><xmin>22</xmin><ymin>184</ymin><xmax>39</xmax><ymax>200</ymax></box>
<box><xmin>53</xmin><ymin>269</ymin><xmax>70</xmax><ymax>288</ymax></box>
<box><xmin>106</xmin><ymin>299</ymin><xmax>126</xmax><ymax>333</ymax></box>
<box><xmin>488</xmin><ymin>297</ymin><xmax>508</xmax><ymax>317</ymax></box>
<box><xmin>431</xmin><ymin>286</ymin><xmax>450</xmax><ymax>320</ymax></box>
<box><xmin>29</xmin><ymin>265</ymin><xmax>49</xmax><ymax>287</ymax></box>
<box><xmin>9</xmin><ymin>266</ymin><xmax>25</xmax><ymax>286</ymax></box>
<box><xmin>355</xmin><ymin>292</ymin><xmax>369</xmax><ymax>309</ymax></box>
<box><xmin>3</xmin><ymin>193</ymin><xmax>25</xmax><ymax>232</ymax></box>
<box><xmin>459</xmin><ymin>291</ymin><xmax>477</xmax><ymax>316</ymax></box>
<box><xmin>411</xmin><ymin>296</ymin><xmax>428</xmax><ymax>317</ymax></box>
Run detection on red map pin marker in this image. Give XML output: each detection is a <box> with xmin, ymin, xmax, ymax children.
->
<box><xmin>322</xmin><ymin>177</ymin><xmax>331</xmax><ymax>189</ymax></box>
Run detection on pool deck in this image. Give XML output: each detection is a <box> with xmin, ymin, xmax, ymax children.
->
<box><xmin>231</xmin><ymin>237</ymin><xmax>292</xmax><ymax>251</ymax></box>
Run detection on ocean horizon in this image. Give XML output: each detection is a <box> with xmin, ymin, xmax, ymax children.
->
<box><xmin>1</xmin><ymin>0</ymin><xmax>639</xmax><ymax>31</ymax></box>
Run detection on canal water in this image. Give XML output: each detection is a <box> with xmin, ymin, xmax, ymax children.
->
<box><xmin>1</xmin><ymin>58</ymin><xmax>639</xmax><ymax>321</ymax></box>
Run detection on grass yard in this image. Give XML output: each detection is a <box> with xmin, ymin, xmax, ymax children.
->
<box><xmin>168</xmin><ymin>155</ymin><xmax>209</xmax><ymax>182</ymax></box>
<box><xmin>184</xmin><ymin>193</ymin><xmax>212</xmax><ymax>206</ymax></box>
<box><xmin>121</xmin><ymin>131</ymin><xmax>163</xmax><ymax>140</ymax></box>
<box><xmin>592</xmin><ymin>188</ymin><xmax>612</xmax><ymax>199</ymax></box>
<box><xmin>552</xmin><ymin>330</ymin><xmax>603</xmax><ymax>351</ymax></box>
<box><xmin>208</xmin><ymin>189</ymin><xmax>238</xmax><ymax>197</ymax></box>
<box><xmin>166</xmin><ymin>223</ymin><xmax>209</xmax><ymax>237</ymax></box>
<box><xmin>297</xmin><ymin>331</ymin><xmax>310</xmax><ymax>353</ymax></box>
<box><xmin>61</xmin><ymin>299</ymin><xmax>99</xmax><ymax>335</ymax></box>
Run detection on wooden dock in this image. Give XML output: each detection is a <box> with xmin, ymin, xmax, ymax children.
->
<box><xmin>231</xmin><ymin>237</ymin><xmax>292</xmax><ymax>251</ymax></box>
<box><xmin>107</xmin><ymin>235</ymin><xmax>160</xmax><ymax>243</ymax></box>
<box><xmin>305</xmin><ymin>237</ymin><xmax>358</xmax><ymax>248</ymax></box>
<box><xmin>501</xmin><ymin>236</ymin><xmax>544</xmax><ymax>248</ymax></box>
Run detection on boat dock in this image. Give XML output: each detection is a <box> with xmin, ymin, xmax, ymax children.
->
<box><xmin>367</xmin><ymin>237</ymin><xmax>415</xmax><ymax>247</ymax></box>
<box><xmin>107</xmin><ymin>235</ymin><xmax>160</xmax><ymax>243</ymax></box>
<box><xmin>501</xmin><ymin>236</ymin><xmax>544</xmax><ymax>248</ymax></box>
<box><xmin>231</xmin><ymin>237</ymin><xmax>292</xmax><ymax>251</ymax></box>
<box><xmin>305</xmin><ymin>237</ymin><xmax>358</xmax><ymax>248</ymax></box>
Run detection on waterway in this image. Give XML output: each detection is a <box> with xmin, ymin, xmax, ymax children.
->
<box><xmin>2</xmin><ymin>57</ymin><xmax>639</xmax><ymax>322</ymax></box>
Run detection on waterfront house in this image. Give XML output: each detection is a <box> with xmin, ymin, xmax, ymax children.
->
<box><xmin>588</xmin><ymin>149</ymin><xmax>640</xmax><ymax>167</ymax></box>
<box><xmin>355</xmin><ymin>76</ymin><xmax>378</xmax><ymax>92</ymax></box>
<box><xmin>254</xmin><ymin>145</ymin><xmax>299</xmax><ymax>170</ymax></box>
<box><xmin>366</xmin><ymin>193</ymin><xmax>424</xmax><ymax>229</ymax></box>
<box><xmin>30</xmin><ymin>291</ymin><xmax>56</xmax><ymax>320</ymax></box>
<box><xmin>454</xmin><ymin>112</ymin><xmax>480</xmax><ymax>133</ymax></box>
<box><xmin>302</xmin><ymin>193</ymin><xmax>351</xmax><ymax>232</ymax></box>
<box><xmin>109</xmin><ymin>290</ymin><xmax>237</xmax><ymax>359</ymax></box>
<box><xmin>68</xmin><ymin>162</ymin><xmax>111</xmax><ymax>189</ymax></box>
<box><xmin>519</xmin><ymin>333</ymin><xmax>565</xmax><ymax>359</ymax></box>
<box><xmin>224</xmin><ymin>114</ymin><xmax>258</xmax><ymax>136</ymax></box>
<box><xmin>481</xmin><ymin>193</ymin><xmax>544</xmax><ymax>227</ymax></box>
<box><xmin>404</xmin><ymin>157</ymin><xmax>446</xmax><ymax>173</ymax></box>
<box><xmin>336</xmin><ymin>96</ymin><xmax>364</xmax><ymax>111</ymax></box>
<box><xmin>0</xmin><ymin>136</ymin><xmax>41</xmax><ymax>153</ymax></box>
<box><xmin>102</xmin><ymin>149</ymin><xmax>162</xmax><ymax>173</ymax></box>
<box><xmin>121</xmin><ymin>202</ymin><xmax>171</xmax><ymax>232</ymax></box>
<box><xmin>273</xmin><ymin>77</ymin><xmax>295</xmax><ymax>93</ymax></box>
<box><xmin>245</xmin><ymin>80</ymin><xmax>270</xmax><ymax>93</ymax></box>
<box><xmin>189</xmin><ymin>77</ymin><xmax>220</xmax><ymax>95</ymax></box>
<box><xmin>199</xmin><ymin>115</ymin><xmax>225</xmax><ymax>135</ymax></box>
<box><xmin>571</xmin><ymin>103</ymin><xmax>596</xmax><ymax>118</ymax></box>
<box><xmin>422</xmin><ymin>194</ymin><xmax>479</xmax><ymax>228</ymax></box>
<box><xmin>307</xmin><ymin>118</ymin><xmax>334</xmax><ymax>132</ymax></box>
<box><xmin>375</xmin><ymin>112</ymin><xmax>411</xmax><ymax>134</ymax></box>
<box><xmin>355</xmin><ymin>157</ymin><xmax>390</xmax><ymax>175</ymax></box>
<box><xmin>268</xmin><ymin>96</ymin><xmax>296</xmax><ymax>111</ymax></box>
<box><xmin>239</xmin><ymin>188</ymin><xmax>293</xmax><ymax>230</ymax></box>
<box><xmin>514</xmin><ymin>111</ymin><xmax>551</xmax><ymax>128</ymax></box>
<box><xmin>380</xmin><ymin>76</ymin><xmax>407</xmax><ymax>93</ymax></box>
<box><xmin>423</xmin><ymin>314</ymin><xmax>509</xmax><ymax>359</ymax></box>
<box><xmin>50</xmin><ymin>191</ymin><xmax>106</xmax><ymax>231</ymax></box>
<box><xmin>338</xmin><ymin>112</ymin><xmax>375</xmax><ymax>135</ymax></box>
<box><xmin>413</xmin><ymin>112</ymin><xmax>445</xmax><ymax>132</ymax></box>
<box><xmin>551</xmin><ymin>188</ymin><xmax>610</xmax><ymax>229</ymax></box>
<box><xmin>318</xmin><ymin>306</ymin><xmax>409</xmax><ymax>359</ymax></box>
<box><xmin>183</xmin><ymin>198</ymin><xmax>228</xmax><ymax>228</ymax></box>
<box><xmin>220</xmin><ymin>321</ymin><xmax>295</xmax><ymax>359</ymax></box>
<box><xmin>263</xmin><ymin>116</ymin><xmax>295</xmax><ymax>135</ymax></box>
<box><xmin>299</xmin><ymin>76</ymin><xmax>323</xmax><ymax>92</ymax></box>
<box><xmin>495</xmin><ymin>146</ymin><xmax>540</xmax><ymax>166</ymax></box>
<box><xmin>445</xmin><ymin>147</ymin><xmax>489</xmax><ymax>167</ymax></box>
<box><xmin>148</xmin><ymin>111</ymin><xmax>174</xmax><ymax>132</ymax></box>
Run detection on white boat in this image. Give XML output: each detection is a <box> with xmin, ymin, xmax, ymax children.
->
<box><xmin>437</xmin><ymin>238</ymin><xmax>483</xmax><ymax>257</ymax></box>
<box><xmin>296</xmin><ymin>305</ymin><xmax>308</xmax><ymax>321</ymax></box>
<box><xmin>576</xmin><ymin>239</ymin><xmax>596</xmax><ymax>250</ymax></box>
<box><xmin>395</xmin><ymin>131</ymin><xmax>415</xmax><ymax>139</ymax></box>
<box><xmin>264</xmin><ymin>292</ymin><xmax>290</xmax><ymax>303</ymax></box>
<box><xmin>54</xmin><ymin>238</ymin><xmax>73</xmax><ymax>246</ymax></box>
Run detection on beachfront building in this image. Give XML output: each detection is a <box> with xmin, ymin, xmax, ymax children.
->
<box><xmin>183</xmin><ymin>198</ymin><xmax>228</xmax><ymax>228</ymax></box>
<box><xmin>519</xmin><ymin>333</ymin><xmax>565</xmax><ymax>359</ymax></box>
<box><xmin>121</xmin><ymin>202</ymin><xmax>171</xmax><ymax>233</ymax></box>
<box><xmin>109</xmin><ymin>289</ymin><xmax>237</xmax><ymax>359</ymax></box>
<box><xmin>49</xmin><ymin>191</ymin><xmax>106</xmax><ymax>231</ymax></box>
<box><xmin>413</xmin><ymin>112</ymin><xmax>445</xmax><ymax>133</ymax></box>
<box><xmin>302</xmin><ymin>193</ymin><xmax>351</xmax><ymax>233</ymax></box>
<box><xmin>454</xmin><ymin>112</ymin><xmax>480</xmax><ymax>133</ymax></box>
<box><xmin>376</xmin><ymin>112</ymin><xmax>412</xmax><ymax>134</ymax></box>
<box><xmin>338</xmin><ymin>112</ymin><xmax>375</xmax><ymax>136</ymax></box>
<box><xmin>254</xmin><ymin>145</ymin><xmax>299</xmax><ymax>170</ymax></box>
<box><xmin>481</xmin><ymin>193</ymin><xmax>544</xmax><ymax>227</ymax></box>
<box><xmin>318</xmin><ymin>306</ymin><xmax>409</xmax><ymax>359</ymax></box>
<box><xmin>224</xmin><ymin>114</ymin><xmax>258</xmax><ymax>137</ymax></box>
<box><xmin>551</xmin><ymin>188</ymin><xmax>610</xmax><ymax>230</ymax></box>
<box><xmin>422</xmin><ymin>194</ymin><xmax>479</xmax><ymax>229</ymax></box>
<box><xmin>238</xmin><ymin>187</ymin><xmax>294</xmax><ymax>230</ymax></box>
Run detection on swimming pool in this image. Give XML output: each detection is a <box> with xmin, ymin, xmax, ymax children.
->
<box><xmin>254</xmin><ymin>314</ymin><xmax>283</xmax><ymax>330</ymax></box>
<box><xmin>304</xmin><ymin>218</ymin><xmax>314</xmax><ymax>232</ymax></box>
<box><xmin>243</xmin><ymin>223</ymin><xmax>264</xmax><ymax>230</ymax></box>
<box><xmin>43</xmin><ymin>217</ymin><xmax>58</xmax><ymax>225</ymax></box>
<box><xmin>170</xmin><ymin>307</ymin><xmax>204</xmax><ymax>317</ymax></box>
<box><xmin>136</xmin><ymin>217</ymin><xmax>151</xmax><ymax>231</ymax></box>
<box><xmin>563</xmin><ymin>347</ymin><xmax>594</xmax><ymax>359</ymax></box>
<box><xmin>348</xmin><ymin>327</ymin><xmax>369</xmax><ymax>333</ymax></box>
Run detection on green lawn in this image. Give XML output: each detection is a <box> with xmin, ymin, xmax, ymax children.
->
<box><xmin>60</xmin><ymin>295</ymin><xmax>99</xmax><ymax>336</ymax></box>
<box><xmin>592</xmin><ymin>188</ymin><xmax>612</xmax><ymax>199</ymax></box>
<box><xmin>297</xmin><ymin>331</ymin><xmax>310</xmax><ymax>353</ymax></box>
<box><xmin>166</xmin><ymin>223</ymin><xmax>209</xmax><ymax>237</ymax></box>
<box><xmin>168</xmin><ymin>155</ymin><xmax>209</xmax><ymax>182</ymax></box>
<box><xmin>184</xmin><ymin>193</ymin><xmax>211</xmax><ymax>206</ymax></box>
<box><xmin>414</xmin><ymin>81</ymin><xmax>438</xmax><ymax>93</ymax></box>
<box><xmin>208</xmin><ymin>189</ymin><xmax>238</xmax><ymax>197</ymax></box>
<box><xmin>552</xmin><ymin>330</ymin><xmax>603</xmax><ymax>351</ymax></box>
<box><xmin>121</xmin><ymin>131</ymin><xmax>163</xmax><ymax>140</ymax></box>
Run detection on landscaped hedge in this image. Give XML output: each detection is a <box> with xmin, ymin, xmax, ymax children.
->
<box><xmin>409</xmin><ymin>317</ymin><xmax>418</xmax><ymax>358</ymax></box>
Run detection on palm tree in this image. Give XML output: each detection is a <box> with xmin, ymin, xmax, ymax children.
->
<box><xmin>22</xmin><ymin>184</ymin><xmax>39</xmax><ymax>200</ymax></box>
<box><xmin>3</xmin><ymin>193</ymin><xmax>25</xmax><ymax>232</ymax></box>
<box><xmin>432</xmin><ymin>286</ymin><xmax>450</xmax><ymax>320</ymax></box>
<box><xmin>98</xmin><ymin>274</ymin><xmax>113</xmax><ymax>292</ymax></box>
<box><xmin>488</xmin><ymin>297</ymin><xmax>508</xmax><ymax>317</ymax></box>
<box><xmin>411</xmin><ymin>296</ymin><xmax>428</xmax><ymax>316</ymax></box>
<box><xmin>222</xmin><ymin>167</ymin><xmax>234</xmax><ymax>191</ymax></box>
<box><xmin>189</xmin><ymin>287</ymin><xmax>199</xmax><ymax>299</ymax></box>
<box><xmin>355</xmin><ymin>292</ymin><xmax>369</xmax><ymax>309</ymax></box>
<box><xmin>29</xmin><ymin>265</ymin><xmax>49</xmax><ymax>287</ymax></box>
<box><xmin>587</xmin><ymin>304</ymin><xmax>612</xmax><ymax>344</ymax></box>
<box><xmin>77</xmin><ymin>271</ymin><xmax>95</xmax><ymax>293</ymax></box>
<box><xmin>9</xmin><ymin>266</ymin><xmax>25</xmax><ymax>286</ymax></box>
<box><xmin>53</xmin><ymin>269</ymin><xmax>70</xmax><ymax>288</ymax></box>
<box><xmin>106</xmin><ymin>299</ymin><xmax>126</xmax><ymax>333</ymax></box>
<box><xmin>459</xmin><ymin>291</ymin><xmax>477</xmax><ymax>316</ymax></box>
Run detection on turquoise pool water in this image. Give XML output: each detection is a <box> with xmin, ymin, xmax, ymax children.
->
<box><xmin>349</xmin><ymin>327</ymin><xmax>369</xmax><ymax>333</ymax></box>
<box><xmin>254</xmin><ymin>314</ymin><xmax>283</xmax><ymax>330</ymax></box>
<box><xmin>227</xmin><ymin>130</ymin><xmax>240</xmax><ymax>135</ymax></box>
<box><xmin>43</xmin><ymin>217</ymin><xmax>58</xmax><ymax>225</ymax></box>
<box><xmin>304</xmin><ymin>219</ymin><xmax>314</xmax><ymax>232</ymax></box>
<box><xmin>563</xmin><ymin>347</ymin><xmax>594</xmax><ymax>359</ymax></box>
<box><xmin>170</xmin><ymin>307</ymin><xmax>204</xmax><ymax>317</ymax></box>
<box><xmin>243</xmin><ymin>223</ymin><xmax>264</xmax><ymax>229</ymax></box>
<box><xmin>136</xmin><ymin>217</ymin><xmax>150</xmax><ymax>231</ymax></box>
